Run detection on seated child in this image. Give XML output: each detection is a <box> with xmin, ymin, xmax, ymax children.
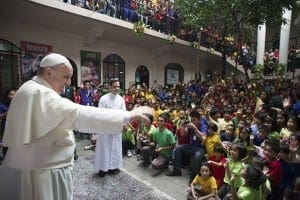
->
<box><xmin>122</xmin><ymin>123</ymin><xmax>136</xmax><ymax>157</ymax></box>
<box><xmin>218</xmin><ymin>143</ymin><xmax>247</xmax><ymax>199</ymax></box>
<box><xmin>188</xmin><ymin>162</ymin><xmax>218</xmax><ymax>200</ymax></box>
<box><xmin>136</xmin><ymin>117</ymin><xmax>155</xmax><ymax>154</ymax></box>
<box><xmin>230</xmin><ymin>165</ymin><xmax>268</xmax><ymax>200</ymax></box>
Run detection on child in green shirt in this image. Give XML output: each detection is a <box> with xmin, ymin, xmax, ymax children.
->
<box><xmin>122</xmin><ymin>123</ymin><xmax>136</xmax><ymax>157</ymax></box>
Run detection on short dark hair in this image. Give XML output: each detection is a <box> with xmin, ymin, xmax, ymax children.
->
<box><xmin>244</xmin><ymin>165</ymin><xmax>266</xmax><ymax>190</ymax></box>
<box><xmin>214</xmin><ymin>144</ymin><xmax>226</xmax><ymax>155</ymax></box>
<box><xmin>279</xmin><ymin>143</ymin><xmax>290</xmax><ymax>154</ymax></box>
<box><xmin>232</xmin><ymin>142</ymin><xmax>248</xmax><ymax>160</ymax></box>
<box><xmin>110</xmin><ymin>78</ymin><xmax>119</xmax><ymax>86</ymax></box>
<box><xmin>199</xmin><ymin>162</ymin><xmax>213</xmax><ymax>176</ymax></box>
<box><xmin>158</xmin><ymin>114</ymin><xmax>166</xmax><ymax>122</ymax></box>
<box><xmin>83</xmin><ymin>80</ymin><xmax>90</xmax><ymax>85</ymax></box>
<box><xmin>189</xmin><ymin>109</ymin><xmax>201</xmax><ymax>119</ymax></box>
<box><xmin>223</xmin><ymin>107</ymin><xmax>233</xmax><ymax>114</ymax></box>
<box><xmin>2</xmin><ymin>88</ymin><xmax>17</xmax><ymax>103</ymax></box>
<box><xmin>208</xmin><ymin>122</ymin><xmax>218</xmax><ymax>132</ymax></box>
<box><xmin>265</xmin><ymin>139</ymin><xmax>280</xmax><ymax>154</ymax></box>
<box><xmin>209</xmin><ymin>107</ymin><xmax>220</xmax><ymax>116</ymax></box>
<box><xmin>252</xmin><ymin>155</ymin><xmax>267</xmax><ymax>170</ymax></box>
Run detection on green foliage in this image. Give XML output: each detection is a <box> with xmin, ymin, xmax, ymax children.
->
<box><xmin>253</xmin><ymin>64</ymin><xmax>264</xmax><ymax>78</ymax></box>
<box><xmin>166</xmin><ymin>35</ymin><xmax>176</xmax><ymax>44</ymax></box>
<box><xmin>174</xmin><ymin>0</ymin><xmax>296</xmax><ymax>40</ymax></box>
<box><xmin>133</xmin><ymin>21</ymin><xmax>145</xmax><ymax>37</ymax></box>
<box><xmin>275</xmin><ymin>63</ymin><xmax>286</xmax><ymax>77</ymax></box>
<box><xmin>191</xmin><ymin>41</ymin><xmax>199</xmax><ymax>49</ymax></box>
<box><xmin>174</xmin><ymin>0</ymin><xmax>296</xmax><ymax>82</ymax></box>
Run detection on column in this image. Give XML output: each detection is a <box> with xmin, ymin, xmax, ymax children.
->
<box><xmin>256</xmin><ymin>23</ymin><xmax>266</xmax><ymax>65</ymax></box>
<box><xmin>279</xmin><ymin>9</ymin><xmax>292</xmax><ymax>67</ymax></box>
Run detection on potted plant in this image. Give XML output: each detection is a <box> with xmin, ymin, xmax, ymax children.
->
<box><xmin>166</xmin><ymin>35</ymin><xmax>176</xmax><ymax>44</ymax></box>
<box><xmin>133</xmin><ymin>21</ymin><xmax>145</xmax><ymax>37</ymax></box>
<box><xmin>191</xmin><ymin>41</ymin><xmax>199</xmax><ymax>50</ymax></box>
<box><xmin>224</xmin><ymin>35</ymin><xmax>234</xmax><ymax>45</ymax></box>
<box><xmin>253</xmin><ymin>64</ymin><xmax>264</xmax><ymax>79</ymax></box>
<box><xmin>274</xmin><ymin>63</ymin><xmax>286</xmax><ymax>78</ymax></box>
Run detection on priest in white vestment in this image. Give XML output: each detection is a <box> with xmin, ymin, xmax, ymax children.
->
<box><xmin>95</xmin><ymin>79</ymin><xmax>126</xmax><ymax>176</ymax></box>
<box><xmin>0</xmin><ymin>53</ymin><xmax>153</xmax><ymax>200</ymax></box>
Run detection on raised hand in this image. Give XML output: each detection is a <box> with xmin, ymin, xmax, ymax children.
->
<box><xmin>129</xmin><ymin>106</ymin><xmax>154</xmax><ymax>124</ymax></box>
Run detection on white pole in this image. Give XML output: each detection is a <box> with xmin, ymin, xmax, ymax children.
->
<box><xmin>256</xmin><ymin>23</ymin><xmax>266</xmax><ymax>65</ymax></box>
<box><xmin>279</xmin><ymin>9</ymin><xmax>292</xmax><ymax>67</ymax></box>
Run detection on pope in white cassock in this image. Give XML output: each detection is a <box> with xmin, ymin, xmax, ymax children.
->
<box><xmin>95</xmin><ymin>79</ymin><xmax>126</xmax><ymax>176</ymax></box>
<box><xmin>0</xmin><ymin>53</ymin><xmax>153</xmax><ymax>200</ymax></box>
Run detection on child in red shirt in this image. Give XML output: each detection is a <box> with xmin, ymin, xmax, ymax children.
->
<box><xmin>176</xmin><ymin>119</ymin><xmax>189</xmax><ymax>145</ymax></box>
<box><xmin>263</xmin><ymin>139</ymin><xmax>282</xmax><ymax>200</ymax></box>
<box><xmin>207</xmin><ymin>144</ymin><xmax>227</xmax><ymax>189</ymax></box>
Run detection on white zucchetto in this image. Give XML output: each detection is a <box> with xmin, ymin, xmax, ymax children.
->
<box><xmin>39</xmin><ymin>53</ymin><xmax>71</xmax><ymax>67</ymax></box>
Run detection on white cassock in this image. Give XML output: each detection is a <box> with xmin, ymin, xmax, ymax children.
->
<box><xmin>95</xmin><ymin>92</ymin><xmax>126</xmax><ymax>171</ymax></box>
<box><xmin>0</xmin><ymin>76</ymin><xmax>130</xmax><ymax>200</ymax></box>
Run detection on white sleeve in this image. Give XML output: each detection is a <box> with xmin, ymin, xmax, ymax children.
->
<box><xmin>75</xmin><ymin>104</ymin><xmax>130</xmax><ymax>134</ymax></box>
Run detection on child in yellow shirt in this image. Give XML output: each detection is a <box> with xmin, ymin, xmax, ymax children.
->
<box><xmin>188</xmin><ymin>162</ymin><xmax>218</xmax><ymax>200</ymax></box>
<box><xmin>205</xmin><ymin>122</ymin><xmax>222</xmax><ymax>157</ymax></box>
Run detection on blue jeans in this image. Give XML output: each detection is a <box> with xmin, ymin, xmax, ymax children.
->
<box><xmin>172</xmin><ymin>144</ymin><xmax>206</xmax><ymax>182</ymax></box>
<box><xmin>218</xmin><ymin>183</ymin><xmax>230</xmax><ymax>199</ymax></box>
<box><xmin>121</xmin><ymin>7</ymin><xmax>137</xmax><ymax>22</ymax></box>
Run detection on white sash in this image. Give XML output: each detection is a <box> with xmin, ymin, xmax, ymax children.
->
<box><xmin>2</xmin><ymin>144</ymin><xmax>75</xmax><ymax>170</ymax></box>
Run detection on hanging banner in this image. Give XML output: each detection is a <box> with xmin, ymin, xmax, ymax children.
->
<box><xmin>167</xmin><ymin>68</ymin><xmax>179</xmax><ymax>85</ymax></box>
<box><xmin>20</xmin><ymin>41</ymin><xmax>52</xmax><ymax>81</ymax></box>
<box><xmin>80</xmin><ymin>50</ymin><xmax>101</xmax><ymax>86</ymax></box>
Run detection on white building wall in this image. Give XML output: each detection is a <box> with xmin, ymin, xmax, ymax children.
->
<box><xmin>0</xmin><ymin>18</ymin><xmax>240</xmax><ymax>88</ymax></box>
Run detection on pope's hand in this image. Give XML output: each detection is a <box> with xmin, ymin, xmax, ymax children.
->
<box><xmin>129</xmin><ymin>106</ymin><xmax>154</xmax><ymax>125</ymax></box>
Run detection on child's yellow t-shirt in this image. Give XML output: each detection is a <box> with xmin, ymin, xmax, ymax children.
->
<box><xmin>192</xmin><ymin>175</ymin><xmax>217</xmax><ymax>194</ymax></box>
<box><xmin>205</xmin><ymin>134</ymin><xmax>221</xmax><ymax>157</ymax></box>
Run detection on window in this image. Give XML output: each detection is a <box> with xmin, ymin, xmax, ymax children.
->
<box><xmin>103</xmin><ymin>54</ymin><xmax>125</xmax><ymax>90</ymax></box>
<box><xmin>0</xmin><ymin>39</ymin><xmax>21</xmax><ymax>98</ymax></box>
<box><xmin>164</xmin><ymin>63</ymin><xmax>184</xmax><ymax>86</ymax></box>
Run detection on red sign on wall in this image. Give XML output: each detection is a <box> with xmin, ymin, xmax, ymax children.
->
<box><xmin>20</xmin><ymin>41</ymin><xmax>52</xmax><ymax>81</ymax></box>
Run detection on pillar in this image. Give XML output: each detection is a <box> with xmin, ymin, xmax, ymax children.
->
<box><xmin>279</xmin><ymin>9</ymin><xmax>292</xmax><ymax>67</ymax></box>
<box><xmin>256</xmin><ymin>23</ymin><xmax>266</xmax><ymax>65</ymax></box>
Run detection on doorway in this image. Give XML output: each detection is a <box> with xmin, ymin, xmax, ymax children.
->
<box><xmin>135</xmin><ymin>65</ymin><xmax>149</xmax><ymax>87</ymax></box>
<box><xmin>0</xmin><ymin>39</ymin><xmax>21</xmax><ymax>98</ymax></box>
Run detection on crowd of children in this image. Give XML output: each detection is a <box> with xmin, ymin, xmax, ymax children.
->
<box><xmin>71</xmin><ymin>73</ymin><xmax>300</xmax><ymax>199</ymax></box>
<box><xmin>118</xmin><ymin>75</ymin><xmax>300</xmax><ymax>200</ymax></box>
<box><xmin>62</xmin><ymin>0</ymin><xmax>180</xmax><ymax>36</ymax></box>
